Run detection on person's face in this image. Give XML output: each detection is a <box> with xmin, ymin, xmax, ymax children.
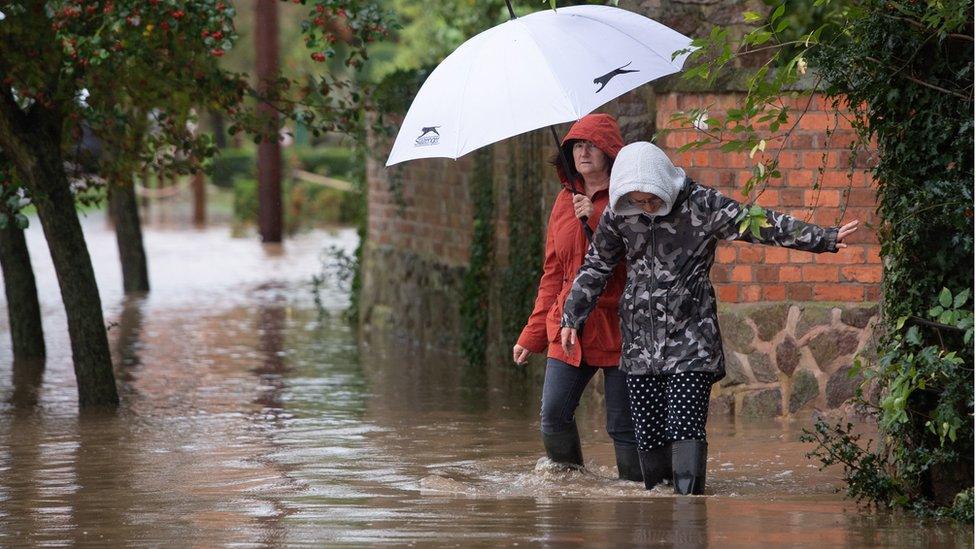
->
<box><xmin>572</xmin><ymin>140</ymin><xmax>609</xmax><ymax>179</ymax></box>
<box><xmin>628</xmin><ymin>191</ymin><xmax>664</xmax><ymax>214</ymax></box>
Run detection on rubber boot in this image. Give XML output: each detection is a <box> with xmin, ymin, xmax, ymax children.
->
<box><xmin>672</xmin><ymin>439</ymin><xmax>707</xmax><ymax>495</ymax></box>
<box><xmin>542</xmin><ymin>423</ymin><xmax>584</xmax><ymax>469</ymax></box>
<box><xmin>638</xmin><ymin>443</ymin><xmax>672</xmax><ymax>490</ymax></box>
<box><xmin>613</xmin><ymin>442</ymin><xmax>643</xmax><ymax>482</ymax></box>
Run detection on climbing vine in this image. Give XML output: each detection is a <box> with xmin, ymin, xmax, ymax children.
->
<box><xmin>500</xmin><ymin>134</ymin><xmax>545</xmax><ymax>351</ymax></box>
<box><xmin>666</xmin><ymin>0</ymin><xmax>973</xmax><ymax>519</ymax></box>
<box><xmin>460</xmin><ymin>148</ymin><xmax>495</xmax><ymax>366</ymax></box>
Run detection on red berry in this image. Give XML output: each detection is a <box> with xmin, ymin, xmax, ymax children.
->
<box><xmin>311</xmin><ymin>52</ymin><xmax>326</xmax><ymax>62</ymax></box>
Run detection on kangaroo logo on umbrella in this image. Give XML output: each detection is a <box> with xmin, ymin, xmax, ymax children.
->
<box><xmin>415</xmin><ymin>126</ymin><xmax>441</xmax><ymax>147</ymax></box>
<box><xmin>594</xmin><ymin>62</ymin><xmax>639</xmax><ymax>93</ymax></box>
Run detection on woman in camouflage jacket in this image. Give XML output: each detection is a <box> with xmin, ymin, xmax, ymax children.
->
<box><xmin>559</xmin><ymin>142</ymin><xmax>859</xmax><ymax>494</ymax></box>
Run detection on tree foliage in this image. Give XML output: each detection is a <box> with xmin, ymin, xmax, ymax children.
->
<box><xmin>0</xmin><ymin>0</ymin><xmax>395</xmax><ymax>204</ymax></box>
<box><xmin>668</xmin><ymin>0</ymin><xmax>973</xmax><ymax>519</ymax></box>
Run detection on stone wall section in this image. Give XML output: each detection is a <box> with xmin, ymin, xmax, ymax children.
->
<box><xmin>710</xmin><ymin>302</ymin><xmax>879</xmax><ymax>418</ymax></box>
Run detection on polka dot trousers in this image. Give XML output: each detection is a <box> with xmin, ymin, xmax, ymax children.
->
<box><xmin>625</xmin><ymin>371</ymin><xmax>712</xmax><ymax>451</ymax></box>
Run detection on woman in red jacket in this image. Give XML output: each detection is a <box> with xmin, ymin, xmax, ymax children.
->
<box><xmin>511</xmin><ymin>113</ymin><xmax>640</xmax><ymax>481</ymax></box>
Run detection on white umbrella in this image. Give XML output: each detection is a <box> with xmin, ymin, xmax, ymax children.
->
<box><xmin>385</xmin><ymin>4</ymin><xmax>695</xmax><ymax>167</ymax></box>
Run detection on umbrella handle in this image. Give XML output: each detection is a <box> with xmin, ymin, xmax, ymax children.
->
<box><xmin>505</xmin><ymin>0</ymin><xmax>516</xmax><ymax>19</ymax></box>
<box><xmin>549</xmin><ymin>126</ymin><xmax>594</xmax><ymax>242</ymax></box>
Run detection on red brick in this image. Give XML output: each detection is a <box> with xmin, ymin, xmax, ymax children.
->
<box><xmin>765</xmin><ymin>247</ymin><xmax>790</xmax><ymax>263</ymax></box>
<box><xmin>791</xmin><ymin>170</ymin><xmax>816</xmax><ymax>188</ymax></box>
<box><xmin>716</xmin><ymin>284</ymin><xmax>739</xmax><ymax>302</ymax></box>
<box><xmin>787</xmin><ymin>284</ymin><xmax>814</xmax><ymax>301</ymax></box>
<box><xmin>788</xmin><ymin>134</ymin><xmax>815</xmax><ymax>149</ymax></box>
<box><xmin>780</xmin><ymin>266</ymin><xmax>802</xmax><ymax>282</ymax></box>
<box><xmin>816</xmin><ymin>247</ymin><xmax>865</xmax><ymax>264</ymax></box>
<box><xmin>865</xmin><ymin>245</ymin><xmax>883</xmax><ymax>264</ymax></box>
<box><xmin>821</xmin><ymin>170</ymin><xmax>854</xmax><ymax>188</ymax></box>
<box><xmin>798</xmin><ymin>112</ymin><xmax>831</xmax><ymax>131</ymax></box>
<box><xmin>803</xmin><ymin>265</ymin><xmax>839</xmax><ymax>282</ymax></box>
<box><xmin>763</xmin><ymin>284</ymin><xmax>787</xmax><ymax>301</ymax></box>
<box><xmin>756</xmin><ymin>265</ymin><xmax>779</xmax><ymax>282</ymax></box>
<box><xmin>842</xmin><ymin>266</ymin><xmax>882</xmax><ymax>283</ymax></box>
<box><xmin>738</xmin><ymin>246</ymin><xmax>764</xmax><ymax>263</ymax></box>
<box><xmin>741</xmin><ymin>285</ymin><xmax>762</xmax><ymax>302</ymax></box>
<box><xmin>711</xmin><ymin>265</ymin><xmax>732</xmax><ymax>283</ymax></box>
<box><xmin>779</xmin><ymin>189</ymin><xmax>804</xmax><ymax>206</ymax></box>
<box><xmin>848</xmin><ymin>188</ymin><xmax>878</xmax><ymax>207</ymax></box>
<box><xmin>727</xmin><ymin>153</ymin><xmax>748</xmax><ymax>169</ymax></box>
<box><xmin>778</xmin><ymin>153</ymin><xmax>798</xmax><ymax>169</ymax></box>
<box><xmin>865</xmin><ymin>284</ymin><xmax>882</xmax><ymax>301</ymax></box>
<box><xmin>756</xmin><ymin>189</ymin><xmax>779</xmax><ymax>207</ymax></box>
<box><xmin>803</xmin><ymin>151</ymin><xmax>827</xmax><ymax>168</ymax></box>
<box><xmin>814</xmin><ymin>284</ymin><xmax>864</xmax><ymax>302</ymax></box>
<box><xmin>692</xmin><ymin>151</ymin><xmax>709</xmax><ymax>167</ymax></box>
<box><xmin>731</xmin><ymin>265</ymin><xmax>753</xmax><ymax>282</ymax></box>
<box><xmin>716</xmin><ymin>245</ymin><xmax>736</xmax><ymax>263</ymax></box>
<box><xmin>789</xmin><ymin>249</ymin><xmax>814</xmax><ymax>263</ymax></box>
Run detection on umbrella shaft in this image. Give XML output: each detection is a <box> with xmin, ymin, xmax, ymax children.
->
<box><xmin>505</xmin><ymin>0</ymin><xmax>516</xmax><ymax>19</ymax></box>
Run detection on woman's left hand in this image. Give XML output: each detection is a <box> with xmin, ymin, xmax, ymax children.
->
<box><xmin>572</xmin><ymin>194</ymin><xmax>593</xmax><ymax>220</ymax></box>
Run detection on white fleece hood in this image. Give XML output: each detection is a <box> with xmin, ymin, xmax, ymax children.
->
<box><xmin>609</xmin><ymin>141</ymin><xmax>686</xmax><ymax>216</ymax></box>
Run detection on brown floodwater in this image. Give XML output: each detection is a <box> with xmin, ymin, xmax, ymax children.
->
<box><xmin>0</xmin><ymin>213</ymin><xmax>971</xmax><ymax>547</ymax></box>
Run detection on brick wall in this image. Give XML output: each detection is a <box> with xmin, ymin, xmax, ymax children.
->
<box><xmin>655</xmin><ymin>92</ymin><xmax>883</xmax><ymax>304</ymax></box>
<box><xmin>362</xmin><ymin>90</ymin><xmax>883</xmax><ymax>418</ymax></box>
<box><xmin>366</xmin><ymin>92</ymin><xmax>882</xmax><ymax>301</ymax></box>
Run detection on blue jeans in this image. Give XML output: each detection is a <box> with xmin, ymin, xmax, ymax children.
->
<box><xmin>540</xmin><ymin>358</ymin><xmax>637</xmax><ymax>446</ymax></box>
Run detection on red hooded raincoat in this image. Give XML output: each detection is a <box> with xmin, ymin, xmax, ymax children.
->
<box><xmin>515</xmin><ymin>114</ymin><xmax>627</xmax><ymax>367</ymax></box>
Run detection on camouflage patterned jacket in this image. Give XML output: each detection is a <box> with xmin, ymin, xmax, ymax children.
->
<box><xmin>561</xmin><ymin>179</ymin><xmax>839</xmax><ymax>378</ymax></box>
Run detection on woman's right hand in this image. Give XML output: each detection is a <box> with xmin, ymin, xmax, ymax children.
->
<box><xmin>572</xmin><ymin>193</ymin><xmax>594</xmax><ymax>220</ymax></box>
<box><xmin>512</xmin><ymin>344</ymin><xmax>531</xmax><ymax>365</ymax></box>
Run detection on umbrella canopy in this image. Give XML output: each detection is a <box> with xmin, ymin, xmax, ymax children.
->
<box><xmin>385</xmin><ymin>5</ymin><xmax>695</xmax><ymax>167</ymax></box>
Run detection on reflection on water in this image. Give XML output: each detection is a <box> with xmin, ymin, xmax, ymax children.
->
<box><xmin>0</xmin><ymin>213</ymin><xmax>971</xmax><ymax>546</ymax></box>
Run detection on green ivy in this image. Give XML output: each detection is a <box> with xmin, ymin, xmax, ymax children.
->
<box><xmin>799</xmin><ymin>0</ymin><xmax>973</xmax><ymax>520</ymax></box>
<box><xmin>501</xmin><ymin>135</ymin><xmax>545</xmax><ymax>351</ymax></box>
<box><xmin>460</xmin><ymin>148</ymin><xmax>495</xmax><ymax>366</ymax></box>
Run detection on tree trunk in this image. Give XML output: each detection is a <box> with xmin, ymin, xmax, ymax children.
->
<box><xmin>256</xmin><ymin>0</ymin><xmax>282</xmax><ymax>243</ymax></box>
<box><xmin>0</xmin><ymin>222</ymin><xmax>45</xmax><ymax>361</ymax></box>
<box><xmin>192</xmin><ymin>169</ymin><xmax>206</xmax><ymax>227</ymax></box>
<box><xmin>211</xmin><ymin>111</ymin><xmax>227</xmax><ymax>150</ymax></box>
<box><xmin>109</xmin><ymin>179</ymin><xmax>150</xmax><ymax>293</ymax></box>
<box><xmin>30</xmin><ymin>158</ymin><xmax>118</xmax><ymax>407</ymax></box>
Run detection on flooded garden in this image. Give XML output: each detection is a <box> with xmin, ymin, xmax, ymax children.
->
<box><xmin>0</xmin><ymin>214</ymin><xmax>969</xmax><ymax>547</ymax></box>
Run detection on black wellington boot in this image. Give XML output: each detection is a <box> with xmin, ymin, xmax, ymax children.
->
<box><xmin>542</xmin><ymin>423</ymin><xmax>584</xmax><ymax>469</ymax></box>
<box><xmin>671</xmin><ymin>439</ymin><xmax>707</xmax><ymax>495</ymax></box>
<box><xmin>637</xmin><ymin>443</ymin><xmax>672</xmax><ymax>490</ymax></box>
<box><xmin>614</xmin><ymin>442</ymin><xmax>643</xmax><ymax>481</ymax></box>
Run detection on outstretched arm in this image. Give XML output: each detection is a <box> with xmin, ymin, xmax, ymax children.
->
<box><xmin>704</xmin><ymin>186</ymin><xmax>858</xmax><ymax>252</ymax></box>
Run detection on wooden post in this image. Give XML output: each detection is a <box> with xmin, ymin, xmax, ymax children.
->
<box><xmin>255</xmin><ymin>0</ymin><xmax>282</xmax><ymax>243</ymax></box>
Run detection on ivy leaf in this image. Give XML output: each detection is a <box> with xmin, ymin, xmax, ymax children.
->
<box><xmin>939</xmin><ymin>287</ymin><xmax>952</xmax><ymax>308</ymax></box>
<box><xmin>743</xmin><ymin>11</ymin><xmax>763</xmax><ymax>23</ymax></box>
<box><xmin>749</xmin><ymin>218</ymin><xmax>763</xmax><ymax>239</ymax></box>
<box><xmin>738</xmin><ymin>217</ymin><xmax>751</xmax><ymax>236</ymax></box>
<box><xmin>953</xmin><ymin>288</ymin><xmax>970</xmax><ymax>308</ymax></box>
<box><xmin>13</xmin><ymin>213</ymin><xmax>27</xmax><ymax>230</ymax></box>
<box><xmin>905</xmin><ymin>326</ymin><xmax>922</xmax><ymax>346</ymax></box>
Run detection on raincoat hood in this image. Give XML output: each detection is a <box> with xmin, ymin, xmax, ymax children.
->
<box><xmin>609</xmin><ymin>141</ymin><xmax>686</xmax><ymax>216</ymax></box>
<box><xmin>555</xmin><ymin>113</ymin><xmax>624</xmax><ymax>190</ymax></box>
